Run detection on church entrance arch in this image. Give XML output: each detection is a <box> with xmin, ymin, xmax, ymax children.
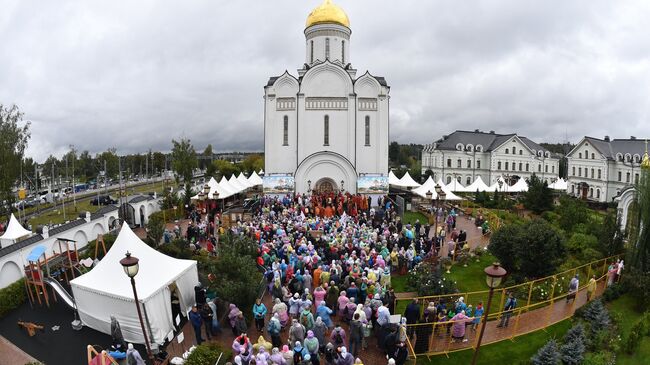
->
<box><xmin>295</xmin><ymin>152</ymin><xmax>357</xmax><ymax>195</ymax></box>
<box><xmin>314</xmin><ymin>178</ymin><xmax>338</xmax><ymax>194</ymax></box>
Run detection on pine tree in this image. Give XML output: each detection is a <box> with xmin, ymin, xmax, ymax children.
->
<box><xmin>582</xmin><ymin>300</ymin><xmax>610</xmax><ymax>333</ymax></box>
<box><xmin>531</xmin><ymin>339</ymin><xmax>561</xmax><ymax>365</ymax></box>
<box><xmin>560</xmin><ymin>324</ymin><xmax>586</xmax><ymax>365</ymax></box>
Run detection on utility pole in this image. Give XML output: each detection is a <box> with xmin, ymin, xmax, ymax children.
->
<box><xmin>104</xmin><ymin>160</ymin><xmax>108</xmax><ymax>196</ymax></box>
<box><xmin>70</xmin><ymin>145</ymin><xmax>76</xmax><ymax>209</ymax></box>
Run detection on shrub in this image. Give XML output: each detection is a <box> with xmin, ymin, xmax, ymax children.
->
<box><xmin>184</xmin><ymin>342</ymin><xmax>232</xmax><ymax>365</ymax></box>
<box><xmin>601</xmin><ymin>283</ymin><xmax>625</xmax><ymax>302</ymax></box>
<box><xmin>531</xmin><ymin>339</ymin><xmax>561</xmax><ymax>365</ymax></box>
<box><xmin>622</xmin><ymin>321</ymin><xmax>644</xmax><ymax>354</ymax></box>
<box><xmin>0</xmin><ymin>279</ymin><xmax>26</xmax><ymax>318</ymax></box>
<box><xmin>560</xmin><ymin>324</ymin><xmax>586</xmax><ymax>365</ymax></box>
<box><xmin>580</xmin><ymin>299</ymin><xmax>610</xmax><ymax>333</ymax></box>
<box><xmin>582</xmin><ymin>351</ymin><xmax>615</xmax><ymax>365</ymax></box>
<box><xmin>407</xmin><ymin>262</ymin><xmax>457</xmax><ymax>296</ymax></box>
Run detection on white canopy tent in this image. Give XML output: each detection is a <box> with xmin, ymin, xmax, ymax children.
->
<box><xmin>248</xmin><ymin>171</ymin><xmax>263</xmax><ymax>186</ymax></box>
<box><xmin>412</xmin><ymin>177</ymin><xmax>464</xmax><ymax>200</ymax></box>
<box><xmin>510</xmin><ymin>178</ymin><xmax>529</xmax><ymax>192</ymax></box>
<box><xmin>229</xmin><ymin>175</ymin><xmax>249</xmax><ymax>192</ymax></box>
<box><xmin>388</xmin><ymin>171</ymin><xmax>400</xmax><ymax>186</ymax></box>
<box><xmin>219</xmin><ymin>176</ymin><xmax>240</xmax><ymax>195</ymax></box>
<box><xmin>465</xmin><ymin>176</ymin><xmax>491</xmax><ymax>193</ymax></box>
<box><xmin>0</xmin><ymin>213</ymin><xmax>32</xmax><ymax>247</ymax></box>
<box><xmin>549</xmin><ymin>178</ymin><xmax>568</xmax><ymax>191</ymax></box>
<box><xmin>446</xmin><ymin>179</ymin><xmax>467</xmax><ymax>192</ymax></box>
<box><xmin>237</xmin><ymin>172</ymin><xmax>255</xmax><ymax>189</ymax></box>
<box><xmin>394</xmin><ymin>171</ymin><xmax>421</xmax><ymax>188</ymax></box>
<box><xmin>71</xmin><ymin>225</ymin><xmax>198</xmax><ymax>345</ymax></box>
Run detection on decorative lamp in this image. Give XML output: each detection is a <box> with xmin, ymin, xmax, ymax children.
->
<box><xmin>434</xmin><ymin>183</ymin><xmax>443</xmax><ymax>195</ymax></box>
<box><xmin>425</xmin><ymin>190</ymin><xmax>433</xmax><ymax>200</ymax></box>
<box><xmin>120</xmin><ymin>251</ymin><xmax>139</xmax><ymax>278</ymax></box>
<box><xmin>484</xmin><ymin>262</ymin><xmax>507</xmax><ymax>288</ymax></box>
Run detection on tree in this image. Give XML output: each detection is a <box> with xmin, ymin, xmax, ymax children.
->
<box><xmin>97</xmin><ymin>148</ymin><xmax>119</xmax><ymax>179</ymax></box>
<box><xmin>581</xmin><ymin>299</ymin><xmax>610</xmax><ymax>333</ymax></box>
<box><xmin>171</xmin><ymin>138</ymin><xmax>198</xmax><ymax>206</ymax></box>
<box><xmin>524</xmin><ymin>174</ymin><xmax>553</xmax><ymax>214</ymax></box>
<box><xmin>0</xmin><ymin>104</ymin><xmax>31</xmax><ymax>217</ymax></box>
<box><xmin>388</xmin><ymin>141</ymin><xmax>400</xmax><ymax>165</ymax></box>
<box><xmin>490</xmin><ymin>219</ymin><xmax>566</xmax><ymax>280</ymax></box>
<box><xmin>531</xmin><ymin>339</ymin><xmax>561</xmax><ymax>365</ymax></box>
<box><xmin>596</xmin><ymin>211</ymin><xmax>625</xmax><ymax>257</ymax></box>
<box><xmin>560</xmin><ymin>324</ymin><xmax>586</xmax><ymax>365</ymax></box>
<box><xmin>152</xmin><ymin>152</ymin><xmax>167</xmax><ymax>173</ymax></box>
<box><xmin>206</xmin><ymin>235</ymin><xmax>262</xmax><ymax>309</ymax></box>
<box><xmin>212</xmin><ymin>159</ymin><xmax>240</xmax><ymax>178</ymax></box>
<box><xmin>240</xmin><ymin>154</ymin><xmax>264</xmax><ymax>174</ymax></box>
<box><xmin>201</xmin><ymin>144</ymin><xmax>213</xmax><ymax>170</ymax></box>
<box><xmin>146</xmin><ymin>213</ymin><xmax>165</xmax><ymax>247</ymax></box>
<box><xmin>628</xmin><ymin>166</ymin><xmax>650</xmax><ymax>273</ymax></box>
<box><xmin>556</xmin><ymin>196</ymin><xmax>590</xmax><ymax>234</ymax></box>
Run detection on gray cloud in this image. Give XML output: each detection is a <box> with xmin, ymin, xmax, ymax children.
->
<box><xmin>1</xmin><ymin>0</ymin><xmax>649</xmax><ymax>162</ymax></box>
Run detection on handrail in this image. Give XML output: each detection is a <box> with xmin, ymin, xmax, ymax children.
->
<box><xmin>398</xmin><ymin>253</ymin><xmax>623</xmax><ymax>304</ymax></box>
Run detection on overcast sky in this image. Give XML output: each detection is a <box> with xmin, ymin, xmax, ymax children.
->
<box><xmin>2</xmin><ymin>0</ymin><xmax>650</xmax><ymax>162</ymax></box>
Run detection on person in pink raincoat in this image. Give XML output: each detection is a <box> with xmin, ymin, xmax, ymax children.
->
<box><xmin>313</xmin><ymin>285</ymin><xmax>327</xmax><ymax>308</ymax></box>
<box><xmin>451</xmin><ymin>310</ymin><xmax>474</xmax><ymax>342</ymax></box>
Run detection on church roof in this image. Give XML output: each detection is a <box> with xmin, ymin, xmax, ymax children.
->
<box><xmin>305</xmin><ymin>0</ymin><xmax>350</xmax><ymax>29</ymax></box>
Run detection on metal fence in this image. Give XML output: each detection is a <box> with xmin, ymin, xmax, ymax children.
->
<box><xmin>400</xmin><ymin>253</ymin><xmax>623</xmax><ymax>361</ymax></box>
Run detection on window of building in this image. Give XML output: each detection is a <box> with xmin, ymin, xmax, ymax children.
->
<box><xmin>526</xmin><ymin>163</ymin><xmax>529</xmax><ymax>171</ymax></box>
<box><xmin>578</xmin><ymin>167</ymin><xmax>582</xmax><ymax>176</ymax></box>
<box><xmin>626</xmin><ymin>172</ymin><xmax>631</xmax><ymax>183</ymax></box>
<box><xmin>323</xmin><ymin>115</ymin><xmax>329</xmax><ymax>145</ymax></box>
<box><xmin>498</xmin><ymin>161</ymin><xmax>502</xmax><ymax>170</ymax></box>
<box><xmin>538</xmin><ymin>164</ymin><xmax>541</xmax><ymax>172</ymax></box>
<box><xmin>325</xmin><ymin>38</ymin><xmax>330</xmax><ymax>59</ymax></box>
<box><xmin>598</xmin><ymin>169</ymin><xmax>601</xmax><ymax>179</ymax></box>
<box><xmin>585</xmin><ymin>150</ymin><xmax>588</xmax><ymax>159</ymax></box>
<box><xmin>505</xmin><ymin>162</ymin><xmax>509</xmax><ymax>170</ymax></box>
<box><xmin>282</xmin><ymin>116</ymin><xmax>288</xmax><ymax>146</ymax></box>
<box><xmin>589</xmin><ymin>188</ymin><xmax>593</xmax><ymax>197</ymax></box>
<box><xmin>364</xmin><ymin>116</ymin><xmax>370</xmax><ymax>146</ymax></box>
<box><xmin>519</xmin><ymin>150</ymin><xmax>523</xmax><ymax>155</ymax></box>
<box><xmin>552</xmin><ymin>166</ymin><xmax>555</xmax><ymax>173</ymax></box>
<box><xmin>342</xmin><ymin>40</ymin><xmax>345</xmax><ymax>64</ymax></box>
<box><xmin>579</xmin><ymin>153</ymin><xmax>582</xmax><ymax>159</ymax></box>
<box><xmin>310</xmin><ymin>40</ymin><xmax>314</xmax><ymax>63</ymax></box>
<box><xmin>618</xmin><ymin>171</ymin><xmax>622</xmax><ymax>181</ymax></box>
<box><xmin>467</xmin><ymin>159</ymin><xmax>471</xmax><ymax>168</ymax></box>
<box><xmin>505</xmin><ymin>148</ymin><xmax>509</xmax><ymax>154</ymax></box>
<box><xmin>519</xmin><ymin>163</ymin><xmax>523</xmax><ymax>171</ymax></box>
<box><xmin>635</xmin><ymin>173</ymin><xmax>640</xmax><ymax>184</ymax></box>
<box><xmin>545</xmin><ymin>165</ymin><xmax>548</xmax><ymax>173</ymax></box>
<box><xmin>466</xmin><ymin>177</ymin><xmax>471</xmax><ymax>185</ymax></box>
<box><xmin>572</xmin><ymin>166</ymin><xmax>575</xmax><ymax>176</ymax></box>
<box><xmin>571</xmin><ymin>185</ymin><xmax>575</xmax><ymax>194</ymax></box>
<box><xmin>447</xmin><ymin>158</ymin><xmax>452</xmax><ymax>167</ymax></box>
<box><xmin>446</xmin><ymin>176</ymin><xmax>452</xmax><ymax>184</ymax></box>
<box><xmin>596</xmin><ymin>189</ymin><xmax>600</xmax><ymax>199</ymax></box>
<box><xmin>512</xmin><ymin>147</ymin><xmax>516</xmax><ymax>154</ymax></box>
<box><xmin>591</xmin><ymin>153</ymin><xmax>595</xmax><ymax>159</ymax></box>
<box><xmin>477</xmin><ymin>160</ymin><xmax>481</xmax><ymax>169</ymax></box>
<box><xmin>457</xmin><ymin>159</ymin><xmax>462</xmax><ymax>168</ymax></box>
<box><xmin>591</xmin><ymin>169</ymin><xmax>594</xmax><ymax>179</ymax></box>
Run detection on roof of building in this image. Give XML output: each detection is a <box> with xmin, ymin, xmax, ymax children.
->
<box><xmin>128</xmin><ymin>195</ymin><xmax>151</xmax><ymax>204</ymax></box>
<box><xmin>48</xmin><ymin>219</ymin><xmax>87</xmax><ymax>236</ymax></box>
<box><xmin>90</xmin><ymin>205</ymin><xmax>119</xmax><ymax>221</ymax></box>
<box><xmin>579</xmin><ymin>136</ymin><xmax>649</xmax><ymax>160</ymax></box>
<box><xmin>425</xmin><ymin>130</ymin><xmax>551</xmax><ymax>154</ymax></box>
<box><xmin>0</xmin><ymin>234</ymin><xmax>44</xmax><ymax>258</ymax></box>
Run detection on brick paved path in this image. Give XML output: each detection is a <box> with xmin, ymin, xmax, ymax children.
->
<box><xmin>0</xmin><ymin>335</ymin><xmax>38</xmax><ymax>365</ymax></box>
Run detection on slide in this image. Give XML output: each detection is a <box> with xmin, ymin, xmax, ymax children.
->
<box><xmin>43</xmin><ymin>277</ymin><xmax>76</xmax><ymax>309</ymax></box>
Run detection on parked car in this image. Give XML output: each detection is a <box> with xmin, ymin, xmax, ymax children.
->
<box><xmin>90</xmin><ymin>195</ymin><xmax>117</xmax><ymax>206</ymax></box>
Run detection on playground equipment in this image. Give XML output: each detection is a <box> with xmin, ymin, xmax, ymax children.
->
<box><xmin>17</xmin><ymin>321</ymin><xmax>44</xmax><ymax>336</ymax></box>
<box><xmin>87</xmin><ymin>345</ymin><xmax>119</xmax><ymax>365</ymax></box>
<box><xmin>23</xmin><ymin>237</ymin><xmax>87</xmax><ymax>307</ymax></box>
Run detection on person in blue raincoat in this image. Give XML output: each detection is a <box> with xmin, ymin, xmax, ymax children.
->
<box><xmin>316</xmin><ymin>301</ymin><xmax>334</xmax><ymax>327</ymax></box>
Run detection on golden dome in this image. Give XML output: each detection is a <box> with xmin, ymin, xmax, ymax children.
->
<box><xmin>306</xmin><ymin>0</ymin><xmax>350</xmax><ymax>28</ymax></box>
<box><xmin>642</xmin><ymin>140</ymin><xmax>650</xmax><ymax>170</ymax></box>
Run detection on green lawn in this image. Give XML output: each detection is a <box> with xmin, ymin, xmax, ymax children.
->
<box><xmin>445</xmin><ymin>253</ymin><xmax>496</xmax><ymax>293</ymax></box>
<box><xmin>391</xmin><ymin>274</ymin><xmax>410</xmax><ymax>293</ymax></box>
<box><xmin>418</xmin><ymin>319</ymin><xmax>572</xmax><ymax>364</ymax></box>
<box><xmin>606</xmin><ymin>294</ymin><xmax>650</xmax><ymax>365</ymax></box>
<box><xmin>403</xmin><ymin>211</ymin><xmax>429</xmax><ymax>225</ymax></box>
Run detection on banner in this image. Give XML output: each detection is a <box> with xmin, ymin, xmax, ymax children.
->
<box><xmin>357</xmin><ymin>175</ymin><xmax>389</xmax><ymax>194</ymax></box>
<box><xmin>263</xmin><ymin>176</ymin><xmax>295</xmax><ymax>194</ymax></box>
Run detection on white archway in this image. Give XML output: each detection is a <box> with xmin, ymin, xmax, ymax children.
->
<box><xmin>0</xmin><ymin>261</ymin><xmax>22</xmax><ymax>288</ymax></box>
<box><xmin>91</xmin><ymin>223</ymin><xmax>105</xmax><ymax>241</ymax></box>
<box><xmin>616</xmin><ymin>187</ymin><xmax>636</xmax><ymax>230</ymax></box>
<box><xmin>295</xmin><ymin>151</ymin><xmax>357</xmax><ymax>194</ymax></box>
<box><xmin>73</xmin><ymin>230</ymin><xmax>89</xmax><ymax>248</ymax></box>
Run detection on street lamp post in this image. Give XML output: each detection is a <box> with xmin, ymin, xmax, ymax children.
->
<box><xmin>120</xmin><ymin>252</ymin><xmax>156</xmax><ymax>364</ymax></box>
<box><xmin>471</xmin><ymin>262</ymin><xmax>508</xmax><ymax>365</ymax></box>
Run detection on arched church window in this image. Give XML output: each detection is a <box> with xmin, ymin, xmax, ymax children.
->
<box><xmin>310</xmin><ymin>40</ymin><xmax>314</xmax><ymax>63</ymax></box>
<box><xmin>323</xmin><ymin>115</ymin><xmax>330</xmax><ymax>146</ymax></box>
<box><xmin>342</xmin><ymin>40</ymin><xmax>345</xmax><ymax>64</ymax></box>
<box><xmin>364</xmin><ymin>116</ymin><xmax>370</xmax><ymax>146</ymax></box>
<box><xmin>282</xmin><ymin>116</ymin><xmax>288</xmax><ymax>146</ymax></box>
<box><xmin>325</xmin><ymin>38</ymin><xmax>330</xmax><ymax>60</ymax></box>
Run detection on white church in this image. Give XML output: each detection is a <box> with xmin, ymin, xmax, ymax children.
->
<box><xmin>263</xmin><ymin>0</ymin><xmax>390</xmax><ymax>195</ymax></box>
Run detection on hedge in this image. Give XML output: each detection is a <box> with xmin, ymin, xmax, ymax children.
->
<box><xmin>0</xmin><ymin>278</ymin><xmax>26</xmax><ymax>318</ymax></box>
<box><xmin>184</xmin><ymin>342</ymin><xmax>232</xmax><ymax>365</ymax></box>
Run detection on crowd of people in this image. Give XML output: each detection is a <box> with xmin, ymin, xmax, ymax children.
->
<box><xmin>184</xmin><ymin>192</ymin><xmax>494</xmax><ymax>365</ymax></box>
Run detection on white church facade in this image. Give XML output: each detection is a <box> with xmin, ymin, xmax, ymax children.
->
<box><xmin>263</xmin><ymin>0</ymin><xmax>390</xmax><ymax>195</ymax></box>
